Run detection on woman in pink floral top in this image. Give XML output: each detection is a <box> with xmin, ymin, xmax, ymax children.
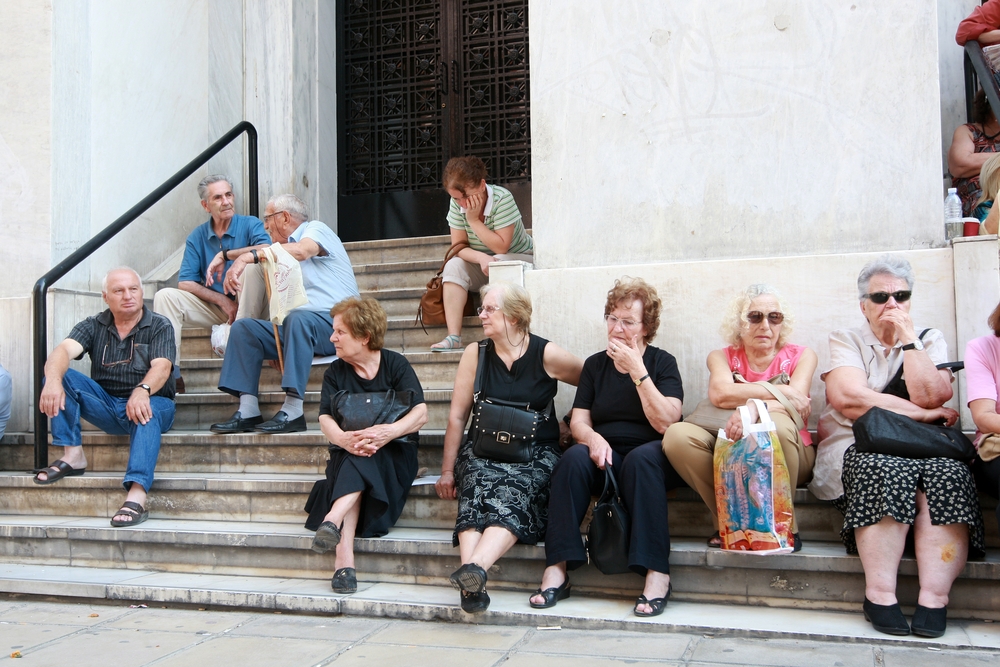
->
<box><xmin>663</xmin><ymin>284</ymin><xmax>817</xmax><ymax>549</ymax></box>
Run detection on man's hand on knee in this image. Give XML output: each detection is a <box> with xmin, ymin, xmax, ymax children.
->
<box><xmin>126</xmin><ymin>388</ymin><xmax>153</xmax><ymax>425</ymax></box>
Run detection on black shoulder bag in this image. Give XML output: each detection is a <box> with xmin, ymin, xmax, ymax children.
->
<box><xmin>329</xmin><ymin>388</ymin><xmax>415</xmax><ymax>432</ymax></box>
<box><xmin>852</xmin><ymin>330</ymin><xmax>975</xmax><ymax>461</ymax></box>
<box><xmin>586</xmin><ymin>465</ymin><xmax>632</xmax><ymax>575</ymax></box>
<box><xmin>470</xmin><ymin>339</ymin><xmax>552</xmax><ymax>463</ymax></box>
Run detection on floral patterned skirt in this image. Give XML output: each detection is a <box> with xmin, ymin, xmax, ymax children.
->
<box><xmin>833</xmin><ymin>445</ymin><xmax>985</xmax><ymax>557</ymax></box>
<box><xmin>453</xmin><ymin>438</ymin><xmax>561</xmax><ymax>546</ymax></box>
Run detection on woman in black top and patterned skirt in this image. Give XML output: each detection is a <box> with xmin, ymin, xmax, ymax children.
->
<box><xmin>304</xmin><ymin>298</ymin><xmax>428</xmax><ymax>594</ymax></box>
<box><xmin>529</xmin><ymin>277</ymin><xmax>685</xmax><ymax>617</ymax></box>
<box><xmin>435</xmin><ymin>282</ymin><xmax>582</xmax><ymax>613</ymax></box>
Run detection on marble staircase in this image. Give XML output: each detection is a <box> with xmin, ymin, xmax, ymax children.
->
<box><xmin>2</xmin><ymin>234</ymin><xmax>1000</xmax><ymax>634</ymax></box>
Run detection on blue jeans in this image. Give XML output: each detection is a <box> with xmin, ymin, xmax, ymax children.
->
<box><xmin>49</xmin><ymin>369</ymin><xmax>175</xmax><ymax>492</ymax></box>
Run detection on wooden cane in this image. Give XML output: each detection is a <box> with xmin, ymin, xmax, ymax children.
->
<box><xmin>259</xmin><ymin>257</ymin><xmax>285</xmax><ymax>375</ymax></box>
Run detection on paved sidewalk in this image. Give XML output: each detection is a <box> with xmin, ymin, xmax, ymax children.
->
<box><xmin>0</xmin><ymin>599</ymin><xmax>998</xmax><ymax>667</ymax></box>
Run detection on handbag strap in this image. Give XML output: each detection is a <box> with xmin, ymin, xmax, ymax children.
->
<box><xmin>473</xmin><ymin>339</ymin><xmax>554</xmax><ymax>420</ymax></box>
<box><xmin>881</xmin><ymin>328</ymin><xmax>930</xmax><ymax>395</ymax></box>
<box><xmin>371</xmin><ymin>388</ymin><xmax>397</xmax><ymax>424</ymax></box>
<box><xmin>599</xmin><ymin>465</ymin><xmax>622</xmax><ymax>503</ymax></box>
<box><xmin>437</xmin><ymin>242</ymin><xmax>471</xmax><ymax>275</ymax></box>
<box><xmin>752</xmin><ymin>381</ymin><xmax>805</xmax><ymax>432</ymax></box>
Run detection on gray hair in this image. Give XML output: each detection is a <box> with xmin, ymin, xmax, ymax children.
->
<box><xmin>101</xmin><ymin>267</ymin><xmax>142</xmax><ymax>293</ymax></box>
<box><xmin>268</xmin><ymin>194</ymin><xmax>309</xmax><ymax>222</ymax></box>
<box><xmin>197</xmin><ymin>174</ymin><xmax>232</xmax><ymax>202</ymax></box>
<box><xmin>857</xmin><ymin>254</ymin><xmax>914</xmax><ymax>300</ymax></box>
<box><xmin>719</xmin><ymin>283</ymin><xmax>794</xmax><ymax>349</ymax></box>
<box><xmin>480</xmin><ymin>281</ymin><xmax>532</xmax><ymax>334</ymax></box>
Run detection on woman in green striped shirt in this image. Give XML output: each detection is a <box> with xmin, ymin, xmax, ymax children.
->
<box><xmin>431</xmin><ymin>156</ymin><xmax>534</xmax><ymax>350</ymax></box>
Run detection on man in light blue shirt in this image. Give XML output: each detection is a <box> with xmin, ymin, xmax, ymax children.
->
<box><xmin>0</xmin><ymin>363</ymin><xmax>11</xmax><ymax>441</ymax></box>
<box><xmin>211</xmin><ymin>194</ymin><xmax>360</xmax><ymax>434</ymax></box>
<box><xmin>153</xmin><ymin>175</ymin><xmax>271</xmax><ymax>392</ymax></box>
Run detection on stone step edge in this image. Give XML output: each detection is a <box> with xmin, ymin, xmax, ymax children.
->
<box><xmin>343</xmin><ymin>234</ymin><xmax>450</xmax><ymax>251</ymax></box>
<box><xmin>0</xmin><ymin>563</ymin><xmax>996</xmax><ymax>646</ymax></box>
<box><xmin>2</xmin><ymin>516</ymin><xmax>998</xmax><ymax>580</ymax></box>
<box><xmin>0</xmin><ymin>429</ymin><xmax>446</xmax><ymax>447</ymax></box>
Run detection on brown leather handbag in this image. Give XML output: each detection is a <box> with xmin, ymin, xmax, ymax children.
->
<box><xmin>416</xmin><ymin>242</ymin><xmax>476</xmax><ymax>332</ymax></box>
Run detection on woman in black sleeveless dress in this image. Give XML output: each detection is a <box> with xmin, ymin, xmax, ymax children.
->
<box><xmin>435</xmin><ymin>282</ymin><xmax>582</xmax><ymax>613</ymax></box>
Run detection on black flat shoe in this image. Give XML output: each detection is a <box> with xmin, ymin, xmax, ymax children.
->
<box><xmin>529</xmin><ymin>577</ymin><xmax>571</xmax><ymax>609</ymax></box>
<box><xmin>863</xmin><ymin>598</ymin><xmax>910</xmax><ymax>636</ymax></box>
<box><xmin>911</xmin><ymin>604</ymin><xmax>947</xmax><ymax>638</ymax></box>
<box><xmin>791</xmin><ymin>532</ymin><xmax>803</xmax><ymax>553</ymax></box>
<box><xmin>210</xmin><ymin>411</ymin><xmax>263</xmax><ymax>434</ymax></box>
<box><xmin>331</xmin><ymin>567</ymin><xmax>357</xmax><ymax>594</ymax></box>
<box><xmin>312</xmin><ymin>521</ymin><xmax>342</xmax><ymax>554</ymax></box>
<box><xmin>460</xmin><ymin>589</ymin><xmax>490</xmax><ymax>613</ymax></box>
<box><xmin>255</xmin><ymin>411</ymin><xmax>307</xmax><ymax>434</ymax></box>
<box><xmin>634</xmin><ymin>583</ymin><xmax>672</xmax><ymax>618</ymax></box>
<box><xmin>450</xmin><ymin>563</ymin><xmax>487</xmax><ymax>593</ymax></box>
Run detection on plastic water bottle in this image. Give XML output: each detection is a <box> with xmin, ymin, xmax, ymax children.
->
<box><xmin>944</xmin><ymin>187</ymin><xmax>963</xmax><ymax>240</ymax></box>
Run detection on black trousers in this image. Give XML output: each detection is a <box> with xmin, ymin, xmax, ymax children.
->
<box><xmin>973</xmin><ymin>455</ymin><xmax>1000</xmax><ymax>536</ymax></box>
<box><xmin>543</xmin><ymin>440</ymin><xmax>686</xmax><ymax>576</ymax></box>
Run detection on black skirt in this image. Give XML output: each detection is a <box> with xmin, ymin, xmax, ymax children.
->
<box><xmin>834</xmin><ymin>445</ymin><xmax>985</xmax><ymax>557</ymax></box>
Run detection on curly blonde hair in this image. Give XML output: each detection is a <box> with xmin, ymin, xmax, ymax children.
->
<box><xmin>604</xmin><ymin>277</ymin><xmax>661</xmax><ymax>344</ymax></box>
<box><xmin>330</xmin><ymin>297</ymin><xmax>388</xmax><ymax>350</ymax></box>
<box><xmin>719</xmin><ymin>284</ymin><xmax>794</xmax><ymax>349</ymax></box>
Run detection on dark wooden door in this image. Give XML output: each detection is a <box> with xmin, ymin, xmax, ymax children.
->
<box><xmin>337</xmin><ymin>0</ymin><xmax>530</xmax><ymax>242</ymax></box>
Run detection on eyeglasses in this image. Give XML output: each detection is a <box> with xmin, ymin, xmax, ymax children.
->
<box><xmin>477</xmin><ymin>305</ymin><xmax>501</xmax><ymax>316</ymax></box>
<box><xmin>605</xmin><ymin>315</ymin><xmax>641</xmax><ymax>329</ymax></box>
<box><xmin>101</xmin><ymin>340</ymin><xmax>134</xmax><ymax>367</ymax></box>
<box><xmin>864</xmin><ymin>290</ymin><xmax>912</xmax><ymax>304</ymax></box>
<box><xmin>747</xmin><ymin>311</ymin><xmax>784</xmax><ymax>325</ymax></box>
<box><xmin>263</xmin><ymin>210</ymin><xmax>285</xmax><ymax>222</ymax></box>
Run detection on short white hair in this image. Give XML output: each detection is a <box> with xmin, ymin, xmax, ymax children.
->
<box><xmin>267</xmin><ymin>194</ymin><xmax>309</xmax><ymax>222</ymax></box>
<box><xmin>101</xmin><ymin>267</ymin><xmax>142</xmax><ymax>293</ymax></box>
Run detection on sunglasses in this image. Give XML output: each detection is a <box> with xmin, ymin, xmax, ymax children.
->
<box><xmin>864</xmin><ymin>290</ymin><xmax>911</xmax><ymax>304</ymax></box>
<box><xmin>747</xmin><ymin>311</ymin><xmax>784</xmax><ymax>325</ymax></box>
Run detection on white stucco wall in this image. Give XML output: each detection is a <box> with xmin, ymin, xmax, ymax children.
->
<box><xmin>530</xmin><ymin>0</ymin><xmax>947</xmax><ymax>269</ymax></box>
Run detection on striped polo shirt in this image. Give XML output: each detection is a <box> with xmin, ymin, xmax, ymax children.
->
<box><xmin>447</xmin><ymin>184</ymin><xmax>532</xmax><ymax>255</ymax></box>
<box><xmin>68</xmin><ymin>306</ymin><xmax>177</xmax><ymax>399</ymax></box>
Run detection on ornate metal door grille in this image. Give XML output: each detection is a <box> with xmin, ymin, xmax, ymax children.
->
<box><xmin>337</xmin><ymin>0</ymin><xmax>530</xmax><ymax>240</ymax></box>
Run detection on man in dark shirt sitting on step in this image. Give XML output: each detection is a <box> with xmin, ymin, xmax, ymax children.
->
<box><xmin>35</xmin><ymin>268</ymin><xmax>177</xmax><ymax>528</ymax></box>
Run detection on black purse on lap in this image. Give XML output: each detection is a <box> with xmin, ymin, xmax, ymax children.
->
<box><xmin>329</xmin><ymin>389</ymin><xmax>415</xmax><ymax>432</ymax></box>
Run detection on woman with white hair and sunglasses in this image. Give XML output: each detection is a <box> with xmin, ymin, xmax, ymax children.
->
<box><xmin>662</xmin><ymin>283</ymin><xmax>817</xmax><ymax>552</ymax></box>
<box><xmin>811</xmin><ymin>254</ymin><xmax>984</xmax><ymax>638</ymax></box>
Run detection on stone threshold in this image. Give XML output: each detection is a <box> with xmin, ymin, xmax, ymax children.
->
<box><xmin>0</xmin><ymin>562</ymin><xmax>996</xmax><ymax>649</ymax></box>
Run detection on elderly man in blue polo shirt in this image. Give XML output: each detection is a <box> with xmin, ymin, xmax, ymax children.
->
<box><xmin>35</xmin><ymin>268</ymin><xmax>176</xmax><ymax>527</ymax></box>
<box><xmin>153</xmin><ymin>175</ymin><xmax>271</xmax><ymax>392</ymax></box>
<box><xmin>210</xmin><ymin>194</ymin><xmax>360</xmax><ymax>434</ymax></box>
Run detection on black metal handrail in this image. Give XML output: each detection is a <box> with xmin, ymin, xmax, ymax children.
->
<box><xmin>964</xmin><ymin>41</ymin><xmax>1000</xmax><ymax>122</ymax></box>
<box><xmin>31</xmin><ymin>121</ymin><xmax>259</xmax><ymax>468</ymax></box>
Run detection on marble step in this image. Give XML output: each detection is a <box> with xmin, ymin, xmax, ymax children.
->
<box><xmin>0</xmin><ymin>430</ymin><xmax>446</xmax><ymax>476</ymax></box>
<box><xmin>6</xmin><ymin>563</ymin><xmax>999</xmax><ymax>646</ymax></box>
<box><xmin>344</xmin><ymin>234</ymin><xmax>451</xmax><ymax>265</ymax></box>
<box><xmin>0</xmin><ymin>515</ymin><xmax>997</xmax><ymax>618</ymax></box>
<box><xmin>353</xmin><ymin>259</ymin><xmax>443</xmax><ymax>292</ymax></box>
<box><xmin>169</xmin><ymin>388</ymin><xmax>453</xmax><ymax>430</ymax></box>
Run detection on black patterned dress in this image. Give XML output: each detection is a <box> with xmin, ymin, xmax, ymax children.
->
<box><xmin>453</xmin><ymin>335</ymin><xmax>560</xmax><ymax>546</ymax></box>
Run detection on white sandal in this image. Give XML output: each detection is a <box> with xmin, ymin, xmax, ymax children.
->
<box><xmin>431</xmin><ymin>334</ymin><xmax>461</xmax><ymax>351</ymax></box>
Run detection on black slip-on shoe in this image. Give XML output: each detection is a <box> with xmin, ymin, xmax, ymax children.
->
<box><xmin>210</xmin><ymin>411</ymin><xmax>263</xmax><ymax>434</ymax></box>
<box><xmin>863</xmin><ymin>598</ymin><xmax>910</xmax><ymax>636</ymax></box>
<box><xmin>255</xmin><ymin>411</ymin><xmax>307</xmax><ymax>434</ymax></box>
<box><xmin>911</xmin><ymin>604</ymin><xmax>947</xmax><ymax>638</ymax></box>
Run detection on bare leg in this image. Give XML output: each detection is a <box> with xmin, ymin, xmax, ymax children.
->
<box><xmin>635</xmin><ymin>570</ymin><xmax>672</xmax><ymax>615</ymax></box>
<box><xmin>35</xmin><ymin>446</ymin><xmax>88</xmax><ymax>482</ymax></box>
<box><xmin>112</xmin><ymin>483</ymin><xmax>148</xmax><ymax>524</ymax></box>
<box><xmin>914</xmin><ymin>490</ymin><xmax>968</xmax><ymax>608</ymax></box>
<box><xmin>459</xmin><ymin>526</ymin><xmax>518</xmax><ymax>570</ymax></box>
<box><xmin>530</xmin><ymin>562</ymin><xmax>568</xmax><ymax>606</ymax></box>
<box><xmin>334</xmin><ymin>500</ymin><xmax>362</xmax><ymax>570</ymax></box>
<box><xmin>855</xmin><ymin>516</ymin><xmax>909</xmax><ymax>605</ymax></box>
<box><xmin>441</xmin><ymin>282</ymin><xmax>468</xmax><ymax>338</ymax></box>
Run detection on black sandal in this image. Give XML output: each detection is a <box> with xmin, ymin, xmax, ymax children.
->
<box><xmin>707</xmin><ymin>531</ymin><xmax>722</xmax><ymax>549</ymax></box>
<box><xmin>331</xmin><ymin>567</ymin><xmax>357</xmax><ymax>594</ymax></box>
<box><xmin>110</xmin><ymin>501</ymin><xmax>148</xmax><ymax>527</ymax></box>
<box><xmin>529</xmin><ymin>577</ymin><xmax>571</xmax><ymax>609</ymax></box>
<box><xmin>633</xmin><ymin>583</ymin><xmax>672</xmax><ymax>618</ymax></box>
<box><xmin>312</xmin><ymin>521</ymin><xmax>342</xmax><ymax>554</ymax></box>
<box><xmin>460</xmin><ymin>589</ymin><xmax>490</xmax><ymax>613</ymax></box>
<box><xmin>33</xmin><ymin>460</ymin><xmax>85</xmax><ymax>485</ymax></box>
<box><xmin>450</xmin><ymin>563</ymin><xmax>487</xmax><ymax>593</ymax></box>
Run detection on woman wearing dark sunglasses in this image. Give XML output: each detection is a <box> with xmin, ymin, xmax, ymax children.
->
<box><xmin>811</xmin><ymin>254</ymin><xmax>984</xmax><ymax>638</ymax></box>
<box><xmin>663</xmin><ymin>284</ymin><xmax>817</xmax><ymax>551</ymax></box>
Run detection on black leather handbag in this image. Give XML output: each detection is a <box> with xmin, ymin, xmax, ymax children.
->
<box><xmin>586</xmin><ymin>465</ymin><xmax>632</xmax><ymax>575</ymax></box>
<box><xmin>469</xmin><ymin>340</ymin><xmax>552</xmax><ymax>463</ymax></box>
<box><xmin>852</xmin><ymin>407</ymin><xmax>976</xmax><ymax>461</ymax></box>
<box><xmin>328</xmin><ymin>389</ymin><xmax>415</xmax><ymax>432</ymax></box>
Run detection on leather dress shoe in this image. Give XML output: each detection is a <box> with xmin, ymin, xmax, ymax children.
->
<box><xmin>210</xmin><ymin>411</ymin><xmax>263</xmax><ymax>434</ymax></box>
<box><xmin>255</xmin><ymin>411</ymin><xmax>307</xmax><ymax>434</ymax></box>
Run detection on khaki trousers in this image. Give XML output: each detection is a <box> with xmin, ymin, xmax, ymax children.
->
<box><xmin>152</xmin><ymin>268</ymin><xmax>268</xmax><ymax>365</ymax></box>
<box><xmin>662</xmin><ymin>412</ymin><xmax>816</xmax><ymax>532</ymax></box>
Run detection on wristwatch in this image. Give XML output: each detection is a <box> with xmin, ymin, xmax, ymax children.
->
<box><xmin>136</xmin><ymin>383</ymin><xmax>151</xmax><ymax>394</ymax></box>
<box><xmin>633</xmin><ymin>373</ymin><xmax>650</xmax><ymax>387</ymax></box>
<box><xmin>901</xmin><ymin>339</ymin><xmax>924</xmax><ymax>351</ymax></box>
